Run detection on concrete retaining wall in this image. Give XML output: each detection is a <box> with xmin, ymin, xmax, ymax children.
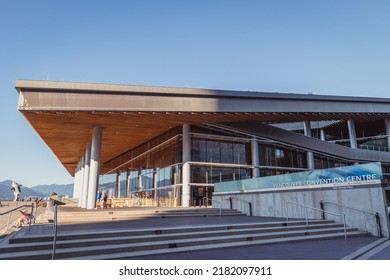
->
<box><xmin>213</xmin><ymin>185</ymin><xmax>390</xmax><ymax>237</ymax></box>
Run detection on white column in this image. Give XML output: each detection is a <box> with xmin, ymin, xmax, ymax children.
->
<box><xmin>87</xmin><ymin>127</ymin><xmax>103</xmax><ymax>210</ymax></box>
<box><xmin>81</xmin><ymin>142</ymin><xmax>91</xmax><ymax>208</ymax></box>
<box><xmin>385</xmin><ymin>119</ymin><xmax>390</xmax><ymax>151</ymax></box>
<box><xmin>78</xmin><ymin>155</ymin><xmax>85</xmax><ymax>207</ymax></box>
<box><xmin>182</xmin><ymin>124</ymin><xmax>191</xmax><ymax>207</ymax></box>
<box><xmin>116</xmin><ymin>170</ymin><xmax>121</xmax><ymax>198</ymax></box>
<box><xmin>153</xmin><ymin>169</ymin><xmax>158</xmax><ymax>200</ymax></box>
<box><xmin>320</xmin><ymin>129</ymin><xmax>326</xmax><ymax>141</ymax></box>
<box><xmin>347</xmin><ymin>119</ymin><xmax>357</xmax><ymax>149</ymax></box>
<box><xmin>138</xmin><ymin>170</ymin><xmax>143</xmax><ymax>192</ymax></box>
<box><xmin>304</xmin><ymin>121</ymin><xmax>315</xmax><ymax>170</ymax></box>
<box><xmin>73</xmin><ymin>163</ymin><xmax>80</xmax><ymax>199</ymax></box>
<box><xmin>77</xmin><ymin>161</ymin><xmax>84</xmax><ymax>202</ymax></box>
<box><xmin>126</xmin><ymin>168</ymin><xmax>130</xmax><ymax>197</ymax></box>
<box><xmin>251</xmin><ymin>138</ymin><xmax>260</xmax><ymax>178</ymax></box>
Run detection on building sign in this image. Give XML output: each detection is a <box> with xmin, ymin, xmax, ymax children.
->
<box><xmin>214</xmin><ymin>162</ymin><xmax>383</xmax><ymax>193</ymax></box>
<box><xmin>271</xmin><ymin>162</ymin><xmax>382</xmax><ymax>189</ymax></box>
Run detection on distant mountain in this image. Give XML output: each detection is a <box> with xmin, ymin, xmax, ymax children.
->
<box><xmin>0</xmin><ymin>180</ymin><xmax>73</xmax><ymax>200</ymax></box>
<box><xmin>0</xmin><ymin>180</ymin><xmax>45</xmax><ymax>200</ymax></box>
<box><xmin>31</xmin><ymin>184</ymin><xmax>74</xmax><ymax>197</ymax></box>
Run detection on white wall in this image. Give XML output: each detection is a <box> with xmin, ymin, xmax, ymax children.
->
<box><xmin>213</xmin><ymin>185</ymin><xmax>389</xmax><ymax>237</ymax></box>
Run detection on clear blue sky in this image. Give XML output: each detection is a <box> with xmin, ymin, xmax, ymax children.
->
<box><xmin>1</xmin><ymin>0</ymin><xmax>389</xmax><ymax>187</ymax></box>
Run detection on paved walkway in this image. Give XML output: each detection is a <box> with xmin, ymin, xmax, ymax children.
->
<box><xmin>2</xmin><ymin>206</ymin><xmax>390</xmax><ymax>260</ymax></box>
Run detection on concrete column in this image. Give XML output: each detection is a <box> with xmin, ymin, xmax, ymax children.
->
<box><xmin>77</xmin><ymin>161</ymin><xmax>84</xmax><ymax>201</ymax></box>
<box><xmin>303</xmin><ymin>121</ymin><xmax>315</xmax><ymax>170</ymax></box>
<box><xmin>126</xmin><ymin>168</ymin><xmax>130</xmax><ymax>197</ymax></box>
<box><xmin>87</xmin><ymin>127</ymin><xmax>103</xmax><ymax>210</ymax></box>
<box><xmin>81</xmin><ymin>142</ymin><xmax>91</xmax><ymax>208</ymax></box>
<box><xmin>251</xmin><ymin>138</ymin><xmax>260</xmax><ymax>178</ymax></box>
<box><xmin>182</xmin><ymin>124</ymin><xmax>191</xmax><ymax>207</ymax></box>
<box><xmin>73</xmin><ymin>163</ymin><xmax>80</xmax><ymax>199</ymax></box>
<box><xmin>347</xmin><ymin>119</ymin><xmax>357</xmax><ymax>149</ymax></box>
<box><xmin>385</xmin><ymin>119</ymin><xmax>390</xmax><ymax>151</ymax></box>
<box><xmin>78</xmin><ymin>155</ymin><xmax>85</xmax><ymax>207</ymax></box>
<box><xmin>153</xmin><ymin>169</ymin><xmax>158</xmax><ymax>200</ymax></box>
<box><xmin>116</xmin><ymin>170</ymin><xmax>121</xmax><ymax>198</ymax></box>
<box><xmin>320</xmin><ymin>129</ymin><xmax>326</xmax><ymax>141</ymax></box>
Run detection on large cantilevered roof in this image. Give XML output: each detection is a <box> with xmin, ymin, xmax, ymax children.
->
<box><xmin>15</xmin><ymin>79</ymin><xmax>390</xmax><ymax>176</ymax></box>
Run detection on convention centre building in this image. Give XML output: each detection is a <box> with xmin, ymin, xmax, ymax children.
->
<box><xmin>15</xmin><ymin>80</ymin><xmax>390</xmax><ymax>213</ymax></box>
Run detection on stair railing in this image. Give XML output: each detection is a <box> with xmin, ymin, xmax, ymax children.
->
<box><xmin>202</xmin><ymin>197</ymin><xmax>222</xmax><ymax>217</ymax></box>
<box><xmin>321</xmin><ymin>200</ymin><xmax>382</xmax><ymax>238</ymax></box>
<box><xmin>0</xmin><ymin>204</ymin><xmax>35</xmax><ymax>232</ymax></box>
<box><xmin>51</xmin><ymin>205</ymin><xmax>58</xmax><ymax>260</ymax></box>
<box><xmin>285</xmin><ymin>201</ymin><xmax>347</xmax><ymax>240</ymax></box>
<box><xmin>229</xmin><ymin>197</ymin><xmax>254</xmax><ymax>216</ymax></box>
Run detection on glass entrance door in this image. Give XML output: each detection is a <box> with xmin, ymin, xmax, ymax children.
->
<box><xmin>191</xmin><ymin>186</ymin><xmax>214</xmax><ymax>207</ymax></box>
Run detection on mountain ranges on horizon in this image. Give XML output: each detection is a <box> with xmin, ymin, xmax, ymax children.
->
<box><xmin>0</xmin><ymin>180</ymin><xmax>74</xmax><ymax>200</ymax></box>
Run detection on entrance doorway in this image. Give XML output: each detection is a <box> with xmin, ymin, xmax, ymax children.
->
<box><xmin>191</xmin><ymin>186</ymin><xmax>214</xmax><ymax>207</ymax></box>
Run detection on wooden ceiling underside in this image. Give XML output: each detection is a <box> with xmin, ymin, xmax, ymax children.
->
<box><xmin>20</xmin><ymin>110</ymin><xmax>390</xmax><ymax>176</ymax></box>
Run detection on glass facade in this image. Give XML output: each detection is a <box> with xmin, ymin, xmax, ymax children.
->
<box><xmin>99</xmin><ymin>123</ymin><xmax>390</xmax><ymax>207</ymax></box>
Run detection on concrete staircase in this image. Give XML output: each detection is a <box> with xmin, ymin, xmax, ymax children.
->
<box><xmin>35</xmin><ymin>207</ymin><xmax>246</xmax><ymax>224</ymax></box>
<box><xmin>0</xmin><ymin>218</ymin><xmax>370</xmax><ymax>260</ymax></box>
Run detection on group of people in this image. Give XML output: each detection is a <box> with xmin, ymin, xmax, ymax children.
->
<box><xmin>96</xmin><ymin>190</ymin><xmax>108</xmax><ymax>209</ymax></box>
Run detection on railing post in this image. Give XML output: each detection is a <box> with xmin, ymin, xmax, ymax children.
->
<box><xmin>319</xmin><ymin>200</ymin><xmax>325</xmax><ymax>220</ymax></box>
<box><xmin>285</xmin><ymin>202</ymin><xmax>289</xmax><ymax>221</ymax></box>
<box><xmin>343</xmin><ymin>214</ymin><xmax>347</xmax><ymax>240</ymax></box>
<box><xmin>28</xmin><ymin>204</ymin><xmax>34</xmax><ymax>231</ymax></box>
<box><xmin>52</xmin><ymin>205</ymin><xmax>58</xmax><ymax>260</ymax></box>
<box><xmin>305</xmin><ymin>206</ymin><xmax>309</xmax><ymax>226</ymax></box>
<box><xmin>7</xmin><ymin>212</ymin><xmax>12</xmax><ymax>229</ymax></box>
<box><xmin>375</xmin><ymin>212</ymin><xmax>382</xmax><ymax>238</ymax></box>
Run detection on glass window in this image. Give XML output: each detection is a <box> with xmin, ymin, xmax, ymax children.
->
<box><xmin>233</xmin><ymin>143</ymin><xmax>246</xmax><ymax>164</ymax></box>
<box><xmin>207</xmin><ymin>140</ymin><xmax>221</xmax><ymax>163</ymax></box>
<box><xmin>220</xmin><ymin>142</ymin><xmax>233</xmax><ymax>163</ymax></box>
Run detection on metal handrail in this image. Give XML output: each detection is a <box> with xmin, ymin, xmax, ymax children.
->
<box><xmin>51</xmin><ymin>205</ymin><xmax>58</xmax><ymax>260</ymax></box>
<box><xmin>0</xmin><ymin>204</ymin><xmax>35</xmax><ymax>231</ymax></box>
<box><xmin>285</xmin><ymin>201</ymin><xmax>347</xmax><ymax>240</ymax></box>
<box><xmin>202</xmin><ymin>197</ymin><xmax>222</xmax><ymax>216</ymax></box>
<box><xmin>321</xmin><ymin>200</ymin><xmax>382</xmax><ymax>237</ymax></box>
<box><xmin>229</xmin><ymin>197</ymin><xmax>254</xmax><ymax>216</ymax></box>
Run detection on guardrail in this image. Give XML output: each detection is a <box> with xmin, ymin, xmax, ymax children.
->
<box><xmin>202</xmin><ymin>197</ymin><xmax>222</xmax><ymax>216</ymax></box>
<box><xmin>226</xmin><ymin>197</ymin><xmax>253</xmax><ymax>216</ymax></box>
<box><xmin>320</xmin><ymin>200</ymin><xmax>382</xmax><ymax>237</ymax></box>
<box><xmin>0</xmin><ymin>204</ymin><xmax>35</xmax><ymax>232</ymax></box>
<box><xmin>285</xmin><ymin>201</ymin><xmax>347</xmax><ymax>240</ymax></box>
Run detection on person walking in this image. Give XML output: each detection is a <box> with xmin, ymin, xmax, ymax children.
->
<box><xmin>95</xmin><ymin>190</ymin><xmax>102</xmax><ymax>209</ymax></box>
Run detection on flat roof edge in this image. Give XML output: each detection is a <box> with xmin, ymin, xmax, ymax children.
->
<box><xmin>14</xmin><ymin>79</ymin><xmax>390</xmax><ymax>103</ymax></box>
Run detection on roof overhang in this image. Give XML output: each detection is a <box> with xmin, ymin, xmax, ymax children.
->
<box><xmin>15</xmin><ymin>79</ymin><xmax>390</xmax><ymax>176</ymax></box>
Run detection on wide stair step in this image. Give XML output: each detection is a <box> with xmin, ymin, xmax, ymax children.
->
<box><xmin>0</xmin><ymin>219</ymin><xmax>371</xmax><ymax>260</ymax></box>
<box><xmin>34</xmin><ymin>207</ymin><xmax>246</xmax><ymax>224</ymax></box>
